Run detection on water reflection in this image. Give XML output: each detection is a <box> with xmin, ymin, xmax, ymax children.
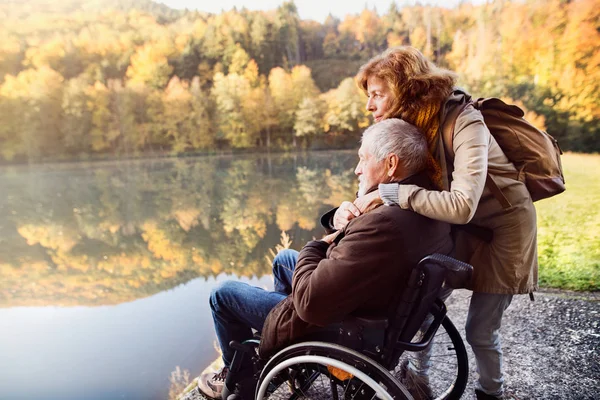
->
<box><xmin>0</xmin><ymin>151</ymin><xmax>357</xmax><ymax>307</ymax></box>
<box><xmin>0</xmin><ymin>151</ymin><xmax>358</xmax><ymax>399</ymax></box>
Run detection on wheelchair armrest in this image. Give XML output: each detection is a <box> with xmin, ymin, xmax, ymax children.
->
<box><xmin>420</xmin><ymin>253</ymin><xmax>473</xmax><ymax>289</ymax></box>
<box><xmin>394</xmin><ymin>298</ymin><xmax>447</xmax><ymax>352</ymax></box>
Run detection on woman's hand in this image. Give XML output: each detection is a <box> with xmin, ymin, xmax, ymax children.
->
<box><xmin>333</xmin><ymin>201</ymin><xmax>361</xmax><ymax>230</ymax></box>
<box><xmin>354</xmin><ymin>190</ymin><xmax>383</xmax><ymax>213</ymax></box>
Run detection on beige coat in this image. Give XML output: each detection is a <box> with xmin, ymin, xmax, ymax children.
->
<box><xmin>396</xmin><ymin>101</ymin><xmax>538</xmax><ymax>294</ymax></box>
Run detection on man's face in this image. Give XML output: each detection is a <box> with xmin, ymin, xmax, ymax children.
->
<box><xmin>355</xmin><ymin>137</ymin><xmax>388</xmax><ymax>197</ymax></box>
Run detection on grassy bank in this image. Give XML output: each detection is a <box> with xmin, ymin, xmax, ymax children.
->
<box><xmin>535</xmin><ymin>153</ymin><xmax>600</xmax><ymax>291</ymax></box>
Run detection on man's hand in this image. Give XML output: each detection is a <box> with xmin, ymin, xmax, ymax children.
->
<box><xmin>321</xmin><ymin>230</ymin><xmax>342</xmax><ymax>245</ymax></box>
<box><xmin>333</xmin><ymin>201</ymin><xmax>361</xmax><ymax>230</ymax></box>
<box><xmin>354</xmin><ymin>190</ymin><xmax>383</xmax><ymax>214</ymax></box>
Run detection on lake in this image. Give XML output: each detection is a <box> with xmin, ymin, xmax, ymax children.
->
<box><xmin>0</xmin><ymin>151</ymin><xmax>359</xmax><ymax>400</ymax></box>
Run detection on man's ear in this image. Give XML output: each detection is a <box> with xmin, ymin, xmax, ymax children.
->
<box><xmin>386</xmin><ymin>154</ymin><xmax>400</xmax><ymax>177</ymax></box>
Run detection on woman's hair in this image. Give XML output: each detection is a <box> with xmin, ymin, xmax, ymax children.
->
<box><xmin>356</xmin><ymin>47</ymin><xmax>457</xmax><ymax>119</ymax></box>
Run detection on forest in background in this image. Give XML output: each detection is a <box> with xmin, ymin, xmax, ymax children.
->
<box><xmin>0</xmin><ymin>0</ymin><xmax>598</xmax><ymax>163</ymax></box>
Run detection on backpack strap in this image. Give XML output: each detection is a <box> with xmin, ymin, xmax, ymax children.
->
<box><xmin>441</xmin><ymin>92</ymin><xmax>512</xmax><ymax>209</ymax></box>
<box><xmin>440</xmin><ymin>101</ymin><xmax>470</xmax><ymax>161</ymax></box>
<box><xmin>485</xmin><ymin>175</ymin><xmax>512</xmax><ymax>209</ymax></box>
<box><xmin>439</xmin><ymin>90</ymin><xmax>471</xmax><ymax>190</ymax></box>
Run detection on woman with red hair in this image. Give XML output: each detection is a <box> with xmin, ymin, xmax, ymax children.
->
<box><xmin>334</xmin><ymin>46</ymin><xmax>537</xmax><ymax>400</ymax></box>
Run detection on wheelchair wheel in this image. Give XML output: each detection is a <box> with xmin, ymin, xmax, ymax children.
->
<box><xmin>256</xmin><ymin>341</ymin><xmax>412</xmax><ymax>400</ymax></box>
<box><xmin>393</xmin><ymin>316</ymin><xmax>467</xmax><ymax>400</ymax></box>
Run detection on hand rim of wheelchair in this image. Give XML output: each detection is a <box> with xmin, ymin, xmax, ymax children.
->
<box><xmin>256</xmin><ymin>341</ymin><xmax>413</xmax><ymax>400</ymax></box>
<box><xmin>257</xmin><ymin>354</ymin><xmax>394</xmax><ymax>399</ymax></box>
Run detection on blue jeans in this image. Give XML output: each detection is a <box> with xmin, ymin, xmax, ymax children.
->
<box><xmin>209</xmin><ymin>249</ymin><xmax>299</xmax><ymax>367</ymax></box>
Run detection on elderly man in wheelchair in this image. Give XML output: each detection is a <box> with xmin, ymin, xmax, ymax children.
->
<box><xmin>196</xmin><ymin>119</ymin><xmax>472</xmax><ymax>400</ymax></box>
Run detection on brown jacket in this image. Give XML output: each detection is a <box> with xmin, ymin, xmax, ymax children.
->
<box><xmin>395</xmin><ymin>93</ymin><xmax>538</xmax><ymax>294</ymax></box>
<box><xmin>259</xmin><ymin>173</ymin><xmax>453</xmax><ymax>358</ymax></box>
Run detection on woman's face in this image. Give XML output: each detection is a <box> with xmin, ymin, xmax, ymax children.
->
<box><xmin>366</xmin><ymin>76</ymin><xmax>392</xmax><ymax>123</ymax></box>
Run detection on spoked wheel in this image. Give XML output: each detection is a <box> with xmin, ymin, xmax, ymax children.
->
<box><xmin>392</xmin><ymin>316</ymin><xmax>468</xmax><ymax>400</ymax></box>
<box><xmin>256</xmin><ymin>342</ymin><xmax>412</xmax><ymax>400</ymax></box>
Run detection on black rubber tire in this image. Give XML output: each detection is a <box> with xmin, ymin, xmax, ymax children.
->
<box><xmin>436</xmin><ymin>316</ymin><xmax>468</xmax><ymax>400</ymax></box>
<box><xmin>392</xmin><ymin>316</ymin><xmax>468</xmax><ymax>400</ymax></box>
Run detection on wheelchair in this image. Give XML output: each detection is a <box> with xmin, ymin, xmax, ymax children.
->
<box><xmin>223</xmin><ymin>253</ymin><xmax>472</xmax><ymax>400</ymax></box>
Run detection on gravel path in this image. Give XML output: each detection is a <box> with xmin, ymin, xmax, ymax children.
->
<box><xmin>179</xmin><ymin>289</ymin><xmax>600</xmax><ymax>399</ymax></box>
<box><xmin>445</xmin><ymin>289</ymin><xmax>600</xmax><ymax>399</ymax></box>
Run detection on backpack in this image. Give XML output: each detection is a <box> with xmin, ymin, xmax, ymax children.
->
<box><xmin>441</xmin><ymin>90</ymin><xmax>566</xmax><ymax>203</ymax></box>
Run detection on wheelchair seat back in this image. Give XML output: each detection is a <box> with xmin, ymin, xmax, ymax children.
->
<box><xmin>394</xmin><ymin>260</ymin><xmax>446</xmax><ymax>342</ymax></box>
<box><xmin>336</xmin><ymin>254</ymin><xmax>472</xmax><ymax>368</ymax></box>
<box><xmin>384</xmin><ymin>254</ymin><xmax>472</xmax><ymax>367</ymax></box>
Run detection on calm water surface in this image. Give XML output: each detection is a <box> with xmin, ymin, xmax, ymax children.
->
<box><xmin>0</xmin><ymin>151</ymin><xmax>358</xmax><ymax>400</ymax></box>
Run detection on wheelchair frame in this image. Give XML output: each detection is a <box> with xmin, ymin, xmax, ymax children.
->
<box><xmin>224</xmin><ymin>253</ymin><xmax>472</xmax><ymax>400</ymax></box>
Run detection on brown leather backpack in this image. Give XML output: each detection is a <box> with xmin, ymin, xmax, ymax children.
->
<box><xmin>442</xmin><ymin>89</ymin><xmax>566</xmax><ymax>203</ymax></box>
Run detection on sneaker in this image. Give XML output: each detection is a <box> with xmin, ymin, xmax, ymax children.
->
<box><xmin>398</xmin><ymin>360</ymin><xmax>433</xmax><ymax>400</ymax></box>
<box><xmin>197</xmin><ymin>367</ymin><xmax>229</xmax><ymax>399</ymax></box>
<box><xmin>475</xmin><ymin>389</ymin><xmax>520</xmax><ymax>400</ymax></box>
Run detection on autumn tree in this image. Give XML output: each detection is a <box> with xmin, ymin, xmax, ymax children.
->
<box><xmin>84</xmin><ymin>81</ymin><xmax>107</xmax><ymax>152</ymax></box>
<box><xmin>61</xmin><ymin>76</ymin><xmax>92</xmax><ymax>155</ymax></box>
<box><xmin>322</xmin><ymin>78</ymin><xmax>369</xmax><ymax>136</ymax></box>
<box><xmin>294</xmin><ymin>97</ymin><xmax>324</xmax><ymax>148</ymax></box>
<box><xmin>189</xmin><ymin>77</ymin><xmax>215</xmax><ymax>149</ymax></box>
<box><xmin>0</xmin><ymin>67</ymin><xmax>64</xmax><ymax>160</ymax></box>
<box><xmin>212</xmin><ymin>72</ymin><xmax>254</xmax><ymax>148</ymax></box>
<box><xmin>163</xmin><ymin>76</ymin><xmax>194</xmax><ymax>153</ymax></box>
<box><xmin>268</xmin><ymin>67</ymin><xmax>295</xmax><ymax>135</ymax></box>
<box><xmin>126</xmin><ymin>41</ymin><xmax>174</xmax><ymax>89</ymax></box>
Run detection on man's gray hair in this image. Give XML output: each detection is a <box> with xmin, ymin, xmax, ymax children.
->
<box><xmin>361</xmin><ymin>119</ymin><xmax>429</xmax><ymax>174</ymax></box>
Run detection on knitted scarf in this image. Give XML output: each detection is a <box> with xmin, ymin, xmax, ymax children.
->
<box><xmin>401</xmin><ymin>102</ymin><xmax>444</xmax><ymax>189</ymax></box>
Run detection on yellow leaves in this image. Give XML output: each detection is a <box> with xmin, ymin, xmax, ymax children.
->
<box><xmin>210</xmin><ymin>259</ymin><xmax>223</xmax><ymax>275</ymax></box>
<box><xmin>174</xmin><ymin>208</ymin><xmax>201</xmax><ymax>232</ymax></box>
<box><xmin>244</xmin><ymin>59</ymin><xmax>260</xmax><ymax>87</ymax></box>
<box><xmin>175</xmin><ymin>34</ymin><xmax>190</xmax><ymax>53</ymax></box>
<box><xmin>165</xmin><ymin>76</ymin><xmax>192</xmax><ymax>103</ymax></box>
<box><xmin>192</xmin><ymin>19</ymin><xmax>208</xmax><ymax>40</ymax></box>
<box><xmin>322</xmin><ymin>77</ymin><xmax>369</xmax><ymax>135</ymax></box>
<box><xmin>386</xmin><ymin>32</ymin><xmax>405</xmax><ymax>48</ymax></box>
<box><xmin>141</xmin><ymin>221</ymin><xmax>186</xmax><ymax>263</ymax></box>
<box><xmin>164</xmin><ymin>77</ymin><xmax>194</xmax><ymax>151</ymax></box>
<box><xmin>355</xmin><ymin>9</ymin><xmax>381</xmax><ymax>45</ymax></box>
<box><xmin>275</xmin><ymin>204</ymin><xmax>296</xmax><ymax>231</ymax></box>
<box><xmin>268</xmin><ymin>67</ymin><xmax>294</xmax><ymax>104</ymax></box>
<box><xmin>1</xmin><ymin>66</ymin><xmax>64</xmax><ymax>100</ymax></box>
<box><xmin>126</xmin><ymin>42</ymin><xmax>174</xmax><ymax>89</ymax></box>
<box><xmin>0</xmin><ymin>34</ymin><xmax>20</xmax><ymax>54</ymax></box>
<box><xmin>192</xmin><ymin>252</ymin><xmax>205</xmax><ymax>266</ymax></box>
<box><xmin>17</xmin><ymin>223</ymin><xmax>77</xmax><ymax>253</ymax></box>
<box><xmin>23</xmin><ymin>37</ymin><xmax>66</xmax><ymax>70</ymax></box>
<box><xmin>229</xmin><ymin>44</ymin><xmax>250</xmax><ymax>75</ymax></box>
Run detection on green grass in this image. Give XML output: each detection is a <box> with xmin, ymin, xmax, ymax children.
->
<box><xmin>535</xmin><ymin>153</ymin><xmax>600</xmax><ymax>291</ymax></box>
